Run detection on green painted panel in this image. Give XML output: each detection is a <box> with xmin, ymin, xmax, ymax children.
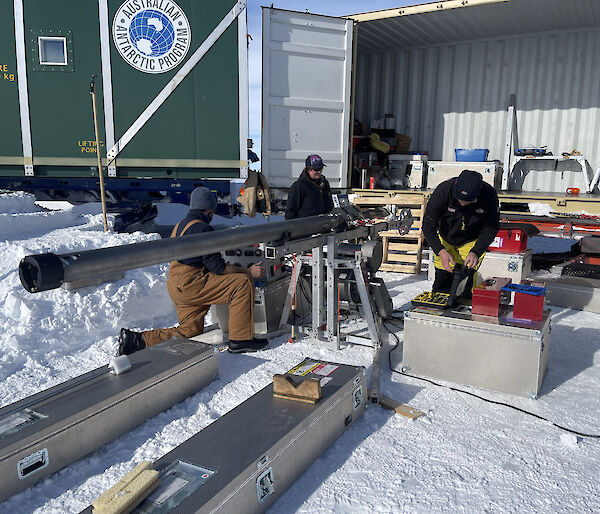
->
<box><xmin>6</xmin><ymin>1</ymin><xmax>241</xmax><ymax>180</ymax></box>
<box><xmin>191</xmin><ymin>23</ymin><xmax>240</xmax><ymax>162</ymax></box>
<box><xmin>108</xmin><ymin>0</ymin><xmax>240</xmax><ymax>166</ymax></box>
<box><xmin>0</xmin><ymin>167</ymin><xmax>24</xmax><ymax>177</ymax></box>
<box><xmin>24</xmin><ymin>0</ymin><xmax>106</xmax><ymax>159</ymax></box>
<box><xmin>0</xmin><ymin>2</ymin><xmax>23</xmax><ymax>158</ymax></box>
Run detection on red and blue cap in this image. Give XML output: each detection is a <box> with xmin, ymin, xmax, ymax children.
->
<box><xmin>305</xmin><ymin>154</ymin><xmax>326</xmax><ymax>171</ymax></box>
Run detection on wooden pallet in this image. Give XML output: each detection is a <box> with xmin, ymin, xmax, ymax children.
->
<box><xmin>353</xmin><ymin>191</ymin><xmax>428</xmax><ymax>274</ymax></box>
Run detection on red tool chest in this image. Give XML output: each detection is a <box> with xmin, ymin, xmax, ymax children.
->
<box><xmin>472</xmin><ymin>277</ymin><xmax>512</xmax><ymax>317</ymax></box>
<box><xmin>488</xmin><ymin>228</ymin><xmax>528</xmax><ymax>253</ymax></box>
<box><xmin>513</xmin><ymin>280</ymin><xmax>546</xmax><ymax>321</ymax></box>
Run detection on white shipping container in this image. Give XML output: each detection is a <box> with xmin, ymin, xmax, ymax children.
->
<box><xmin>262</xmin><ymin>0</ymin><xmax>600</xmax><ymax>192</ymax></box>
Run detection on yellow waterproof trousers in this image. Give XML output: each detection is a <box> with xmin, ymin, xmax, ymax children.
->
<box><xmin>433</xmin><ymin>236</ymin><xmax>485</xmax><ymax>289</ymax></box>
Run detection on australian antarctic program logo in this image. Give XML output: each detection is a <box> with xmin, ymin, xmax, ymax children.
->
<box><xmin>113</xmin><ymin>0</ymin><xmax>191</xmax><ymax>74</ymax></box>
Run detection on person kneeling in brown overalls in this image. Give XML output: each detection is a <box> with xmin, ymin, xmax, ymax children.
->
<box><xmin>118</xmin><ymin>186</ymin><xmax>268</xmax><ymax>355</ymax></box>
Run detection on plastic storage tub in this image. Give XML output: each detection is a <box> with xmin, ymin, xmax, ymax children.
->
<box><xmin>488</xmin><ymin>228</ymin><xmax>528</xmax><ymax>253</ymax></box>
<box><xmin>455</xmin><ymin>149</ymin><xmax>489</xmax><ymax>161</ymax></box>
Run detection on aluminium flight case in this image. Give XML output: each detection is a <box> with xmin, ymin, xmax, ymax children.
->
<box><xmin>83</xmin><ymin>358</ymin><xmax>367</xmax><ymax>513</ymax></box>
<box><xmin>212</xmin><ymin>275</ymin><xmax>311</xmax><ymax>336</ymax></box>
<box><xmin>477</xmin><ymin>249</ymin><xmax>532</xmax><ymax>284</ymax></box>
<box><xmin>425</xmin><ymin>161</ymin><xmax>502</xmax><ymax>190</ymax></box>
<box><xmin>545</xmin><ymin>275</ymin><xmax>600</xmax><ymax>313</ymax></box>
<box><xmin>427</xmin><ymin>249</ymin><xmax>532</xmax><ymax>284</ymax></box>
<box><xmin>0</xmin><ymin>337</ymin><xmax>218</xmax><ymax>502</ymax></box>
<box><xmin>395</xmin><ymin>307</ymin><xmax>551</xmax><ymax>397</ymax></box>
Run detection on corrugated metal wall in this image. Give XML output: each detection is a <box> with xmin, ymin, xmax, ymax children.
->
<box><xmin>355</xmin><ymin>27</ymin><xmax>600</xmax><ymax>177</ymax></box>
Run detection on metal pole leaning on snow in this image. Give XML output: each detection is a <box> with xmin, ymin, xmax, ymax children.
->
<box><xmin>18</xmin><ymin>213</ymin><xmax>350</xmax><ymax>293</ymax></box>
<box><xmin>90</xmin><ymin>75</ymin><xmax>109</xmax><ymax>232</ymax></box>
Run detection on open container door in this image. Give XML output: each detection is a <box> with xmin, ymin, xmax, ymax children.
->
<box><xmin>262</xmin><ymin>8</ymin><xmax>354</xmax><ymax>189</ymax></box>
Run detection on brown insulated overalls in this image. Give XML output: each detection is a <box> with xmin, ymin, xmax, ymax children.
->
<box><xmin>142</xmin><ymin>220</ymin><xmax>255</xmax><ymax>346</ymax></box>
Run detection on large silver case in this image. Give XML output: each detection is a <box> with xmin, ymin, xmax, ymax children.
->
<box><xmin>212</xmin><ymin>275</ymin><xmax>309</xmax><ymax>336</ymax></box>
<box><xmin>546</xmin><ymin>276</ymin><xmax>600</xmax><ymax>313</ymax></box>
<box><xmin>426</xmin><ymin>249</ymin><xmax>532</xmax><ymax>285</ymax></box>
<box><xmin>426</xmin><ymin>161</ymin><xmax>502</xmax><ymax>190</ymax></box>
<box><xmin>478</xmin><ymin>249</ymin><xmax>532</xmax><ymax>284</ymax></box>
<box><xmin>387</xmin><ymin>154</ymin><xmax>428</xmax><ymax>189</ymax></box>
<box><xmin>395</xmin><ymin>308</ymin><xmax>551</xmax><ymax>397</ymax></box>
<box><xmin>0</xmin><ymin>338</ymin><xmax>218</xmax><ymax>502</ymax></box>
<box><xmin>253</xmin><ymin>275</ymin><xmax>292</xmax><ymax>334</ymax></box>
<box><xmin>120</xmin><ymin>359</ymin><xmax>367</xmax><ymax>513</ymax></box>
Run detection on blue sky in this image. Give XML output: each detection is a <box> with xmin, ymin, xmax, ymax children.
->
<box><xmin>244</xmin><ymin>1</ymin><xmax>430</xmax><ymax>162</ymax></box>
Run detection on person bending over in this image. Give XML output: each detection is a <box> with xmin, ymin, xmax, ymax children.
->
<box><xmin>422</xmin><ymin>169</ymin><xmax>500</xmax><ymax>294</ymax></box>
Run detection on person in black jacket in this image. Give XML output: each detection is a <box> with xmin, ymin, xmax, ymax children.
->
<box><xmin>422</xmin><ymin>169</ymin><xmax>500</xmax><ymax>294</ymax></box>
<box><xmin>285</xmin><ymin>154</ymin><xmax>334</xmax><ymax>219</ymax></box>
<box><xmin>118</xmin><ymin>186</ymin><xmax>268</xmax><ymax>355</ymax></box>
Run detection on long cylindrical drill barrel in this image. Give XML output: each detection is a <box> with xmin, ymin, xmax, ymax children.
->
<box><xmin>19</xmin><ymin>214</ymin><xmax>348</xmax><ymax>293</ymax></box>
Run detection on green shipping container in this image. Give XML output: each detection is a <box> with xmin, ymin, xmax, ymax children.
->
<box><xmin>1</xmin><ymin>0</ymin><xmax>248</xmax><ymax>204</ymax></box>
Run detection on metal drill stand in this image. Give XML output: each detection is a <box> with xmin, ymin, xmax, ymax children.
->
<box><xmin>267</xmin><ymin>208</ymin><xmax>413</xmax><ymax>405</ymax></box>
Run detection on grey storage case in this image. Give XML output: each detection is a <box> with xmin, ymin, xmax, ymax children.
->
<box><xmin>0</xmin><ymin>338</ymin><xmax>218</xmax><ymax>502</ymax></box>
<box><xmin>478</xmin><ymin>249</ymin><xmax>532</xmax><ymax>284</ymax></box>
<box><xmin>85</xmin><ymin>358</ymin><xmax>366</xmax><ymax>513</ymax></box>
<box><xmin>546</xmin><ymin>276</ymin><xmax>600</xmax><ymax>313</ymax></box>
<box><xmin>395</xmin><ymin>308</ymin><xmax>551</xmax><ymax>397</ymax></box>
<box><xmin>426</xmin><ymin>161</ymin><xmax>502</xmax><ymax>190</ymax></box>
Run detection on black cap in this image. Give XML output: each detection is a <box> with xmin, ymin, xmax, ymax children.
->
<box><xmin>454</xmin><ymin>170</ymin><xmax>483</xmax><ymax>202</ymax></box>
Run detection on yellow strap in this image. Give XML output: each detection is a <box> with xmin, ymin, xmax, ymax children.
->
<box><xmin>170</xmin><ymin>221</ymin><xmax>180</xmax><ymax>238</ymax></box>
<box><xmin>171</xmin><ymin>219</ymin><xmax>203</xmax><ymax>238</ymax></box>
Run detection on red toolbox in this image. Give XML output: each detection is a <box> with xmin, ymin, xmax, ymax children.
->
<box><xmin>472</xmin><ymin>277</ymin><xmax>512</xmax><ymax>317</ymax></box>
<box><xmin>488</xmin><ymin>228</ymin><xmax>528</xmax><ymax>253</ymax></box>
<box><xmin>513</xmin><ymin>280</ymin><xmax>546</xmax><ymax>321</ymax></box>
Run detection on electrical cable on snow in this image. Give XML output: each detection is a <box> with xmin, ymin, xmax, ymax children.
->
<box><xmin>382</xmin><ymin>320</ymin><xmax>600</xmax><ymax>439</ymax></box>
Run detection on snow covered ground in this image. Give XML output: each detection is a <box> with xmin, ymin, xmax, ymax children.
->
<box><xmin>0</xmin><ymin>192</ymin><xmax>599</xmax><ymax>513</ymax></box>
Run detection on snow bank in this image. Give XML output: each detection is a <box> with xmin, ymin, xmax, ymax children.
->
<box><xmin>0</xmin><ymin>204</ymin><xmax>175</xmax><ymax>404</ymax></box>
<box><xmin>1</xmin><ymin>210</ymin><xmax>86</xmax><ymax>239</ymax></box>
<box><xmin>0</xmin><ymin>191</ymin><xmax>40</xmax><ymax>214</ymax></box>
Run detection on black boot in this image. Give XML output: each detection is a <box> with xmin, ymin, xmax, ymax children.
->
<box><xmin>118</xmin><ymin>328</ymin><xmax>146</xmax><ymax>356</ymax></box>
<box><xmin>228</xmin><ymin>337</ymin><xmax>269</xmax><ymax>354</ymax></box>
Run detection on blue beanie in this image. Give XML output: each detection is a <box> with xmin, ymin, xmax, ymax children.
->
<box><xmin>190</xmin><ymin>187</ymin><xmax>217</xmax><ymax>210</ymax></box>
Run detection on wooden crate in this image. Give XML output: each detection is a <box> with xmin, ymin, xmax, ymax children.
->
<box><xmin>353</xmin><ymin>191</ymin><xmax>428</xmax><ymax>274</ymax></box>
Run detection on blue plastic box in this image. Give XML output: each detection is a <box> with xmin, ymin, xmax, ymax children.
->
<box><xmin>455</xmin><ymin>148</ymin><xmax>489</xmax><ymax>162</ymax></box>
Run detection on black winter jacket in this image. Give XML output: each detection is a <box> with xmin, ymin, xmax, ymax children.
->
<box><xmin>285</xmin><ymin>172</ymin><xmax>334</xmax><ymax>219</ymax></box>
<box><xmin>174</xmin><ymin>210</ymin><xmax>226</xmax><ymax>274</ymax></box>
<box><xmin>422</xmin><ymin>177</ymin><xmax>500</xmax><ymax>257</ymax></box>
